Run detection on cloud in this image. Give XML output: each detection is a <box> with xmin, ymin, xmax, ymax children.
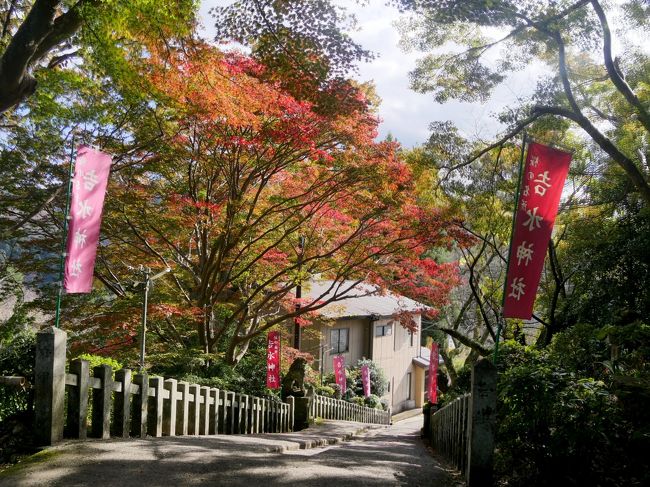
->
<box><xmin>346</xmin><ymin>4</ymin><xmax>543</xmax><ymax>148</ymax></box>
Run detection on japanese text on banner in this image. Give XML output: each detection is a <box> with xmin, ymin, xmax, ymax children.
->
<box><xmin>64</xmin><ymin>146</ymin><xmax>112</xmax><ymax>293</ymax></box>
<box><xmin>503</xmin><ymin>142</ymin><xmax>572</xmax><ymax>319</ymax></box>
<box><xmin>333</xmin><ymin>355</ymin><xmax>346</xmax><ymax>392</ymax></box>
<box><xmin>266</xmin><ymin>331</ymin><xmax>281</xmax><ymax>389</ymax></box>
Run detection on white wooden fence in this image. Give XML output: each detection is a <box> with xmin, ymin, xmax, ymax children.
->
<box><xmin>310</xmin><ymin>394</ymin><xmax>390</xmax><ymax>425</ymax></box>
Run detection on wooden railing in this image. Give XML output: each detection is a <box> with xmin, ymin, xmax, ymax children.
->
<box><xmin>310</xmin><ymin>394</ymin><xmax>390</xmax><ymax>425</ymax></box>
<box><xmin>430</xmin><ymin>393</ymin><xmax>470</xmax><ymax>474</ymax></box>
<box><xmin>63</xmin><ymin>361</ymin><xmax>292</xmax><ymax>440</ymax></box>
<box><xmin>33</xmin><ymin>327</ymin><xmax>292</xmax><ymax>445</ymax></box>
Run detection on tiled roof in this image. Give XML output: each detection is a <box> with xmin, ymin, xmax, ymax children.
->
<box><xmin>302</xmin><ymin>280</ymin><xmax>428</xmax><ymax>319</ymax></box>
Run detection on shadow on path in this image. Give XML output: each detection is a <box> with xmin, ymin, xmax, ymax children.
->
<box><xmin>0</xmin><ymin>417</ymin><xmax>461</xmax><ymax>486</ymax></box>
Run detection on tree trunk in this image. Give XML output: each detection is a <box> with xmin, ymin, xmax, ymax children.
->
<box><xmin>0</xmin><ymin>0</ymin><xmax>88</xmax><ymax>114</ymax></box>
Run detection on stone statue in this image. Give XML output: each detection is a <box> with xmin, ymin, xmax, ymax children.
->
<box><xmin>281</xmin><ymin>357</ymin><xmax>308</xmax><ymax>400</ymax></box>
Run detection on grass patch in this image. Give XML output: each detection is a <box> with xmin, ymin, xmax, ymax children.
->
<box><xmin>0</xmin><ymin>448</ymin><xmax>59</xmax><ymax>477</ymax></box>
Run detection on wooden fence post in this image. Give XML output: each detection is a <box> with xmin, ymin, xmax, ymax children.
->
<box><xmin>91</xmin><ymin>365</ymin><xmax>112</xmax><ymax>439</ymax></box>
<box><xmin>163</xmin><ymin>378</ymin><xmax>177</xmax><ymax>436</ymax></box>
<box><xmin>132</xmin><ymin>373</ymin><xmax>148</xmax><ymax>438</ymax></box>
<box><xmin>218</xmin><ymin>390</ymin><xmax>227</xmax><ymax>434</ymax></box>
<box><xmin>148</xmin><ymin>376</ymin><xmax>164</xmax><ymax>437</ymax></box>
<box><xmin>269</xmin><ymin>399</ymin><xmax>277</xmax><ymax>433</ymax></box>
<box><xmin>467</xmin><ymin>358</ymin><xmax>497</xmax><ymax>487</ymax></box>
<box><xmin>227</xmin><ymin>391</ymin><xmax>236</xmax><ymax>434</ymax></box>
<box><xmin>240</xmin><ymin>394</ymin><xmax>249</xmax><ymax>434</ymax></box>
<box><xmin>286</xmin><ymin>396</ymin><xmax>295</xmax><ymax>432</ymax></box>
<box><xmin>189</xmin><ymin>384</ymin><xmax>200</xmax><ymax>435</ymax></box>
<box><xmin>176</xmin><ymin>381</ymin><xmax>190</xmax><ymax>435</ymax></box>
<box><xmin>260</xmin><ymin>398</ymin><xmax>267</xmax><ymax>433</ymax></box>
<box><xmin>232</xmin><ymin>392</ymin><xmax>241</xmax><ymax>435</ymax></box>
<box><xmin>113</xmin><ymin>368</ymin><xmax>132</xmax><ymax>438</ymax></box>
<box><xmin>200</xmin><ymin>386</ymin><xmax>210</xmax><ymax>435</ymax></box>
<box><xmin>66</xmin><ymin>358</ymin><xmax>89</xmax><ymax>439</ymax></box>
<box><xmin>34</xmin><ymin>326</ymin><xmax>67</xmax><ymax>446</ymax></box>
<box><xmin>210</xmin><ymin>388</ymin><xmax>220</xmax><ymax>435</ymax></box>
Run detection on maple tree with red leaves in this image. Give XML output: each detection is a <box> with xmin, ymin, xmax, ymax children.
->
<box><xmin>83</xmin><ymin>41</ymin><xmax>469</xmax><ymax>365</ymax></box>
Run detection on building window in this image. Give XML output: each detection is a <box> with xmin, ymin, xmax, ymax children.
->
<box><xmin>407</xmin><ymin>372</ymin><xmax>412</xmax><ymax>400</ymax></box>
<box><xmin>375</xmin><ymin>323</ymin><xmax>392</xmax><ymax>337</ymax></box>
<box><xmin>331</xmin><ymin>328</ymin><xmax>349</xmax><ymax>354</ymax></box>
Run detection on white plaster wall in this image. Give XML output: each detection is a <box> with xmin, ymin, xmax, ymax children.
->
<box><xmin>371</xmin><ymin>314</ymin><xmax>421</xmax><ymax>413</ymax></box>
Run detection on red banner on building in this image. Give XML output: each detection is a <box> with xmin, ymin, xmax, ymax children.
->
<box><xmin>361</xmin><ymin>364</ymin><xmax>371</xmax><ymax>398</ymax></box>
<box><xmin>266</xmin><ymin>331</ymin><xmax>281</xmax><ymax>389</ymax></box>
<box><xmin>503</xmin><ymin>142</ymin><xmax>572</xmax><ymax>320</ymax></box>
<box><xmin>428</xmin><ymin>343</ymin><xmax>439</xmax><ymax>404</ymax></box>
<box><xmin>64</xmin><ymin>146</ymin><xmax>112</xmax><ymax>293</ymax></box>
<box><xmin>333</xmin><ymin>355</ymin><xmax>346</xmax><ymax>392</ymax></box>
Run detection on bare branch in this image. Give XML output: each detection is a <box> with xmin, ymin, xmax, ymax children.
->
<box><xmin>590</xmin><ymin>0</ymin><xmax>650</xmax><ymax>133</ymax></box>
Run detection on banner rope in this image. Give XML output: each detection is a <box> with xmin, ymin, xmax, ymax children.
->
<box><xmin>53</xmin><ymin>133</ymin><xmax>76</xmax><ymax>328</ymax></box>
<box><xmin>494</xmin><ymin>131</ymin><xmax>527</xmax><ymax>364</ymax></box>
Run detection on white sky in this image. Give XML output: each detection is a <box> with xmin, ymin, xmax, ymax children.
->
<box><xmin>198</xmin><ymin>0</ymin><xmax>543</xmax><ymax>148</ymax></box>
<box><xmin>198</xmin><ymin>1</ymin><xmax>640</xmax><ymax>149</ymax></box>
<box><xmin>339</xmin><ymin>4</ymin><xmax>547</xmax><ymax>147</ymax></box>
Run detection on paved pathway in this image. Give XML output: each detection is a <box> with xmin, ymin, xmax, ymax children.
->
<box><xmin>0</xmin><ymin>416</ymin><xmax>461</xmax><ymax>486</ymax></box>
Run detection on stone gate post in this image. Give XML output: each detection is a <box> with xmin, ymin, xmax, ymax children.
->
<box><xmin>466</xmin><ymin>358</ymin><xmax>497</xmax><ymax>487</ymax></box>
<box><xmin>34</xmin><ymin>326</ymin><xmax>67</xmax><ymax>446</ymax></box>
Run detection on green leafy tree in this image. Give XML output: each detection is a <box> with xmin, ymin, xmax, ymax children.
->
<box><xmin>397</xmin><ymin>0</ymin><xmax>650</xmax><ymax>204</ymax></box>
<box><xmin>211</xmin><ymin>0</ymin><xmax>372</xmax><ymax>111</ymax></box>
<box><xmin>0</xmin><ymin>0</ymin><xmax>196</xmax><ymax>114</ymax></box>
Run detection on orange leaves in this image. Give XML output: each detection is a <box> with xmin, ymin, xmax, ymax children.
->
<box><xmin>144</xmin><ymin>41</ymin><xmax>384</xmax><ymax>165</ymax></box>
<box><xmin>92</xmin><ymin>37</ymin><xmax>471</xmax><ymax>364</ymax></box>
<box><xmin>149</xmin><ymin>303</ymin><xmax>202</xmax><ymax>321</ymax></box>
<box><xmin>261</xmin><ymin>248</ymin><xmax>290</xmax><ymax>266</ymax></box>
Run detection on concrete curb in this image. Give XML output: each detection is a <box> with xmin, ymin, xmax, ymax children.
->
<box><xmin>391</xmin><ymin>408</ymin><xmax>422</xmax><ymax>423</ymax></box>
<box><xmin>267</xmin><ymin>425</ymin><xmax>378</xmax><ymax>453</ymax></box>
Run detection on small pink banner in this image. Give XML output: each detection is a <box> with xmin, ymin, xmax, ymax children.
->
<box><xmin>428</xmin><ymin>343</ymin><xmax>439</xmax><ymax>404</ymax></box>
<box><xmin>361</xmin><ymin>364</ymin><xmax>371</xmax><ymax>398</ymax></box>
<box><xmin>266</xmin><ymin>331</ymin><xmax>281</xmax><ymax>389</ymax></box>
<box><xmin>333</xmin><ymin>355</ymin><xmax>346</xmax><ymax>392</ymax></box>
<box><xmin>64</xmin><ymin>145</ymin><xmax>112</xmax><ymax>293</ymax></box>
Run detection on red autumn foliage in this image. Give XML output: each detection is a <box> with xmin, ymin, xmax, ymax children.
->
<box><xmin>89</xmin><ymin>40</ymin><xmax>470</xmax><ymax>364</ymax></box>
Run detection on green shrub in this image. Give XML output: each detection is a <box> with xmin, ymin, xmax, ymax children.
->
<box><xmin>364</xmin><ymin>394</ymin><xmax>382</xmax><ymax>410</ymax></box>
<box><xmin>380</xmin><ymin>398</ymin><xmax>389</xmax><ymax>411</ymax></box>
<box><xmin>548</xmin><ymin>323</ymin><xmax>608</xmax><ymax>377</ymax></box>
<box><xmin>315</xmin><ymin>384</ymin><xmax>335</xmax><ymax>397</ymax></box>
<box><xmin>353</xmin><ymin>359</ymin><xmax>388</xmax><ymax>397</ymax></box>
<box><xmin>0</xmin><ymin>329</ymin><xmax>35</xmax><ymax>421</ymax></box>
<box><xmin>148</xmin><ymin>334</ymin><xmax>271</xmax><ymax>397</ymax></box>
<box><xmin>350</xmin><ymin>396</ymin><xmax>364</xmax><ymax>406</ymax></box>
<box><xmin>438</xmin><ymin>363</ymin><xmax>472</xmax><ymax>407</ymax></box>
<box><xmin>74</xmin><ymin>353</ymin><xmax>122</xmax><ymax>373</ymax></box>
<box><xmin>495</xmin><ymin>339</ymin><xmax>648</xmax><ymax>486</ymax></box>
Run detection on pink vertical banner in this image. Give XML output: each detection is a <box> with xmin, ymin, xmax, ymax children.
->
<box><xmin>64</xmin><ymin>145</ymin><xmax>112</xmax><ymax>293</ymax></box>
<box><xmin>428</xmin><ymin>343</ymin><xmax>439</xmax><ymax>404</ymax></box>
<box><xmin>266</xmin><ymin>331</ymin><xmax>281</xmax><ymax>389</ymax></box>
<box><xmin>361</xmin><ymin>364</ymin><xmax>371</xmax><ymax>398</ymax></box>
<box><xmin>333</xmin><ymin>355</ymin><xmax>346</xmax><ymax>392</ymax></box>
